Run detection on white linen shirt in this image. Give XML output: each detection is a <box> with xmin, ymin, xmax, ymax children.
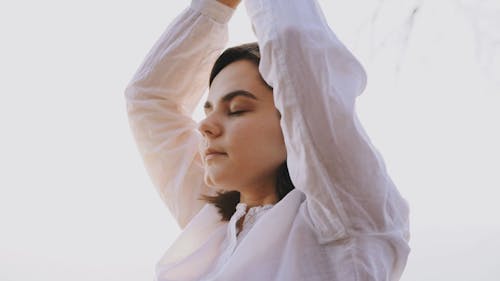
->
<box><xmin>124</xmin><ymin>0</ymin><xmax>411</xmax><ymax>280</ymax></box>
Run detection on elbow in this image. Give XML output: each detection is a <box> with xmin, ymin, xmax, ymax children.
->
<box><xmin>124</xmin><ymin>82</ymin><xmax>139</xmax><ymax>101</ymax></box>
<box><xmin>277</xmin><ymin>25</ymin><xmax>368</xmax><ymax>97</ymax></box>
<box><xmin>351</xmin><ymin>56</ymin><xmax>367</xmax><ymax>97</ymax></box>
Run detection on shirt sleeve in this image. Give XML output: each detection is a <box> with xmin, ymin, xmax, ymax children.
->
<box><xmin>124</xmin><ymin>0</ymin><xmax>235</xmax><ymax>229</ymax></box>
<box><xmin>244</xmin><ymin>0</ymin><xmax>410</xmax><ymax>243</ymax></box>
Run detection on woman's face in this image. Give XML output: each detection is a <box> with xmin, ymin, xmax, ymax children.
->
<box><xmin>198</xmin><ymin>59</ymin><xmax>286</xmax><ymax>194</ymax></box>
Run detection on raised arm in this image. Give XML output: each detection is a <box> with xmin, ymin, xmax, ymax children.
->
<box><xmin>124</xmin><ymin>0</ymin><xmax>235</xmax><ymax>229</ymax></box>
<box><xmin>244</xmin><ymin>0</ymin><xmax>410</xmax><ymax>242</ymax></box>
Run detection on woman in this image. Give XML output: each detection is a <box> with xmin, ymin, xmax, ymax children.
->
<box><xmin>124</xmin><ymin>0</ymin><xmax>411</xmax><ymax>280</ymax></box>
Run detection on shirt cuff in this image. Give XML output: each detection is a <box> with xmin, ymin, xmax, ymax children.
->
<box><xmin>190</xmin><ymin>0</ymin><xmax>236</xmax><ymax>24</ymax></box>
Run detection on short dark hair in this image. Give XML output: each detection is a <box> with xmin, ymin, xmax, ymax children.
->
<box><xmin>199</xmin><ymin>42</ymin><xmax>295</xmax><ymax>221</ymax></box>
<box><xmin>208</xmin><ymin>42</ymin><xmax>265</xmax><ymax>87</ymax></box>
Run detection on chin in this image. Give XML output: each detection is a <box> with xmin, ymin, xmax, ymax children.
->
<box><xmin>204</xmin><ymin>173</ymin><xmax>227</xmax><ymax>189</ymax></box>
<box><xmin>204</xmin><ymin>173</ymin><xmax>216</xmax><ymax>188</ymax></box>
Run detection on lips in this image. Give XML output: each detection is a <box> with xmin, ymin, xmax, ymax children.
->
<box><xmin>205</xmin><ymin>153</ymin><xmax>226</xmax><ymax>161</ymax></box>
<box><xmin>204</xmin><ymin>148</ymin><xmax>227</xmax><ymax>160</ymax></box>
<box><xmin>205</xmin><ymin>148</ymin><xmax>224</xmax><ymax>155</ymax></box>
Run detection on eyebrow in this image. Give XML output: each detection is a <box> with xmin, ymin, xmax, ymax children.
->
<box><xmin>203</xmin><ymin>90</ymin><xmax>258</xmax><ymax>112</ymax></box>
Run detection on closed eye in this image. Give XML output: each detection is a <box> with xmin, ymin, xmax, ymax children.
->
<box><xmin>228</xmin><ymin>110</ymin><xmax>246</xmax><ymax>116</ymax></box>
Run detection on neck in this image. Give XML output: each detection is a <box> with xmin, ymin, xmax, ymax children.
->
<box><xmin>239</xmin><ymin>191</ymin><xmax>278</xmax><ymax>209</ymax></box>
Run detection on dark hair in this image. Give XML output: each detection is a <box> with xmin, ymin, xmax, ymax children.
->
<box><xmin>198</xmin><ymin>42</ymin><xmax>295</xmax><ymax>221</ymax></box>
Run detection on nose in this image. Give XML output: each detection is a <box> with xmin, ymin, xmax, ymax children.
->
<box><xmin>197</xmin><ymin>115</ymin><xmax>222</xmax><ymax>139</ymax></box>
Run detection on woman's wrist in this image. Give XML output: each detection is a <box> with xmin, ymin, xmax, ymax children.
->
<box><xmin>216</xmin><ymin>0</ymin><xmax>241</xmax><ymax>9</ymax></box>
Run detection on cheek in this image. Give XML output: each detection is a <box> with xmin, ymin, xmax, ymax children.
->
<box><xmin>203</xmin><ymin>116</ymin><xmax>286</xmax><ymax>188</ymax></box>
<box><xmin>229</xmin><ymin>118</ymin><xmax>286</xmax><ymax>164</ymax></box>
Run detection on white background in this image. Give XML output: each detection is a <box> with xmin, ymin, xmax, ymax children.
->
<box><xmin>1</xmin><ymin>0</ymin><xmax>499</xmax><ymax>280</ymax></box>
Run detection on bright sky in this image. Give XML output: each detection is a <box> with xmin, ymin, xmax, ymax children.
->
<box><xmin>1</xmin><ymin>1</ymin><xmax>499</xmax><ymax>280</ymax></box>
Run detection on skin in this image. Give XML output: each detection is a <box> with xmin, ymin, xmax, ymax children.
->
<box><xmin>216</xmin><ymin>0</ymin><xmax>241</xmax><ymax>9</ymax></box>
<box><xmin>197</xmin><ymin>60</ymin><xmax>287</xmax><ymax>210</ymax></box>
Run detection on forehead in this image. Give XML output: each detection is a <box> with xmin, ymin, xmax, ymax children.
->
<box><xmin>207</xmin><ymin>60</ymin><xmax>270</xmax><ymax>103</ymax></box>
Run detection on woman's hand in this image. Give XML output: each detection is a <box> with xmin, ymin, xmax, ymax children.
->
<box><xmin>217</xmin><ymin>0</ymin><xmax>241</xmax><ymax>9</ymax></box>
